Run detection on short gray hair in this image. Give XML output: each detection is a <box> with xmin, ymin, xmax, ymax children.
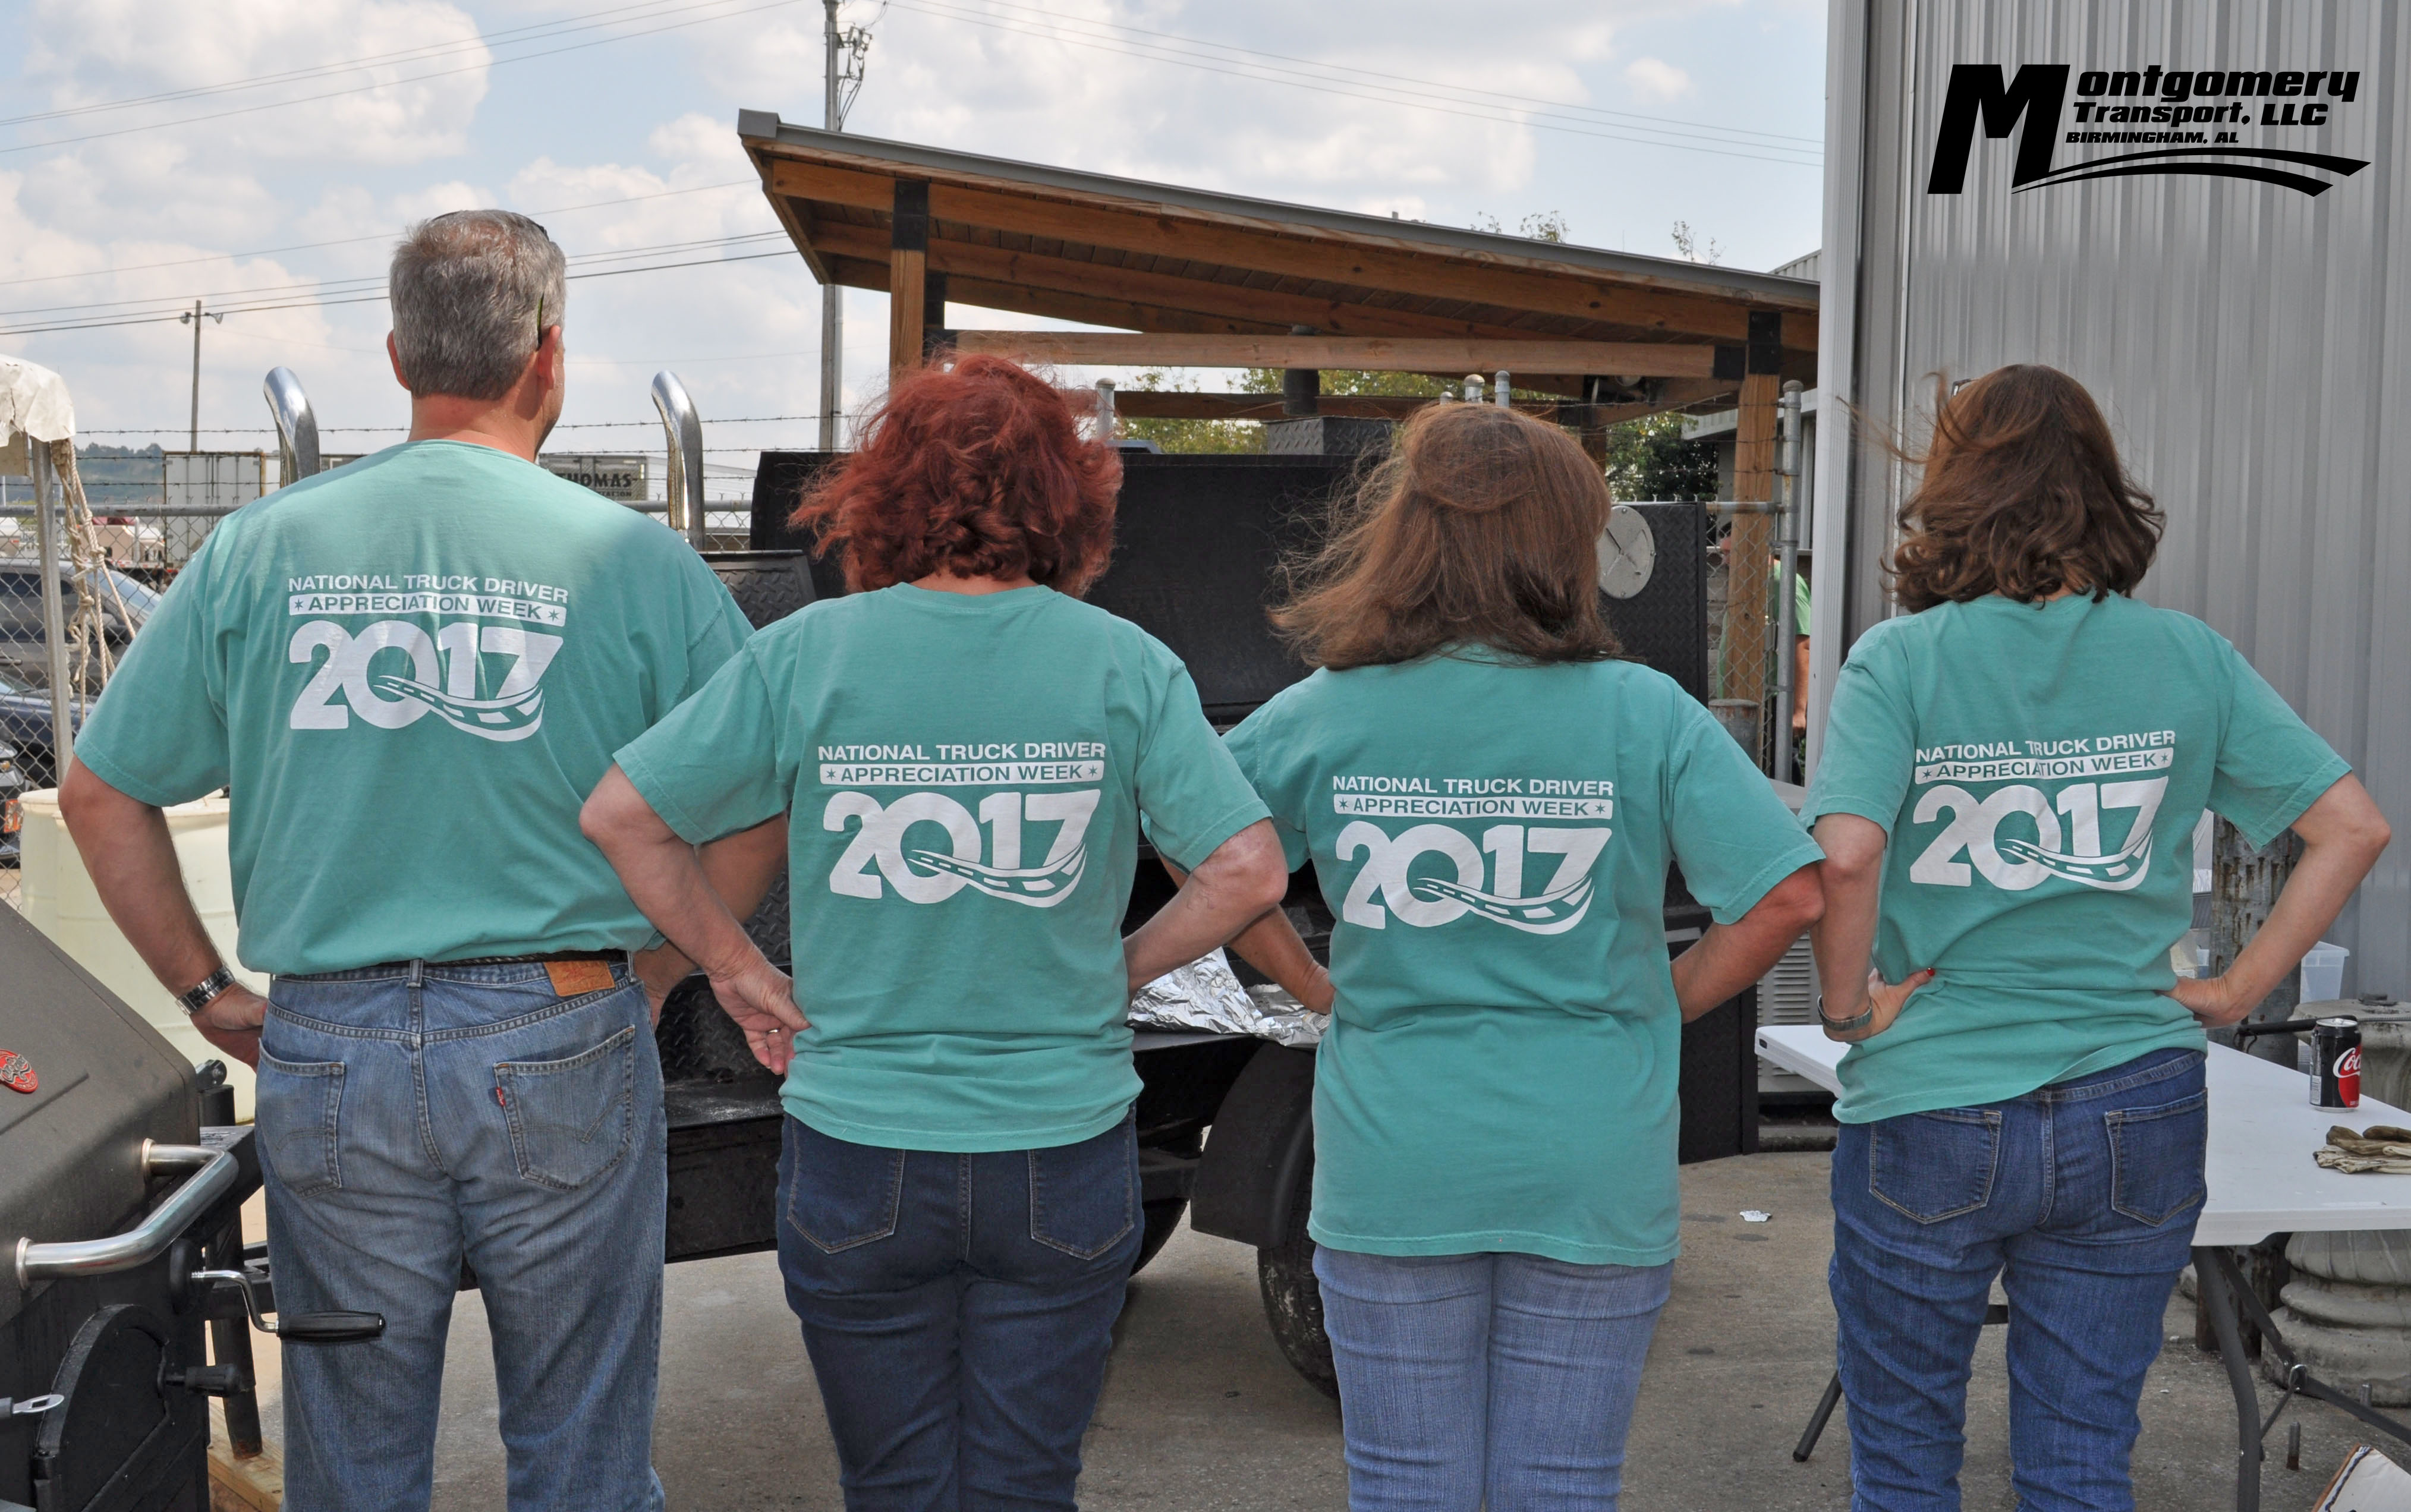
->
<box><xmin>389</xmin><ymin>210</ymin><xmax>566</xmax><ymax>401</ymax></box>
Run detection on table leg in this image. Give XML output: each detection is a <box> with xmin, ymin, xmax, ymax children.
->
<box><xmin>1793</xmin><ymin>1372</ymin><xmax>1844</xmax><ymax>1462</ymax></box>
<box><xmin>2196</xmin><ymin>1246</ymin><xmax>2261</xmax><ymax>1512</ymax></box>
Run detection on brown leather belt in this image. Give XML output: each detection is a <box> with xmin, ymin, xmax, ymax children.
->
<box><xmin>436</xmin><ymin>949</ymin><xmax>628</xmax><ymax>968</ymax></box>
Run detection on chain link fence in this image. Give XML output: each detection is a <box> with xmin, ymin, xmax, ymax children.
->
<box><xmin>1703</xmin><ymin>507</ymin><xmax>1801</xmax><ymax>779</ymax></box>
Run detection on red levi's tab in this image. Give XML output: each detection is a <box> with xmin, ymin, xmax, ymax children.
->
<box><xmin>0</xmin><ymin>1050</ymin><xmax>37</xmax><ymax>1094</ymax></box>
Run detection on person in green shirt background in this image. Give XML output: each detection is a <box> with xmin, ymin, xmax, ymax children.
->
<box><xmin>1803</xmin><ymin>365</ymin><xmax>2391</xmax><ymax>1511</ymax></box>
<box><xmin>1212</xmin><ymin>402</ymin><xmax>1825</xmax><ymax>1512</ymax></box>
<box><xmin>581</xmin><ymin>354</ymin><xmax>1289</xmax><ymax>1512</ymax></box>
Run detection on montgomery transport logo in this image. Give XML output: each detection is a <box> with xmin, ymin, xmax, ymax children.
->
<box><xmin>1928</xmin><ymin>64</ymin><xmax>2371</xmax><ymax>198</ymax></box>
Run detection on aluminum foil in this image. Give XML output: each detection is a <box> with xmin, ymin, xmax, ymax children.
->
<box><xmin>1129</xmin><ymin>947</ymin><xmax>1327</xmax><ymax>1048</ymax></box>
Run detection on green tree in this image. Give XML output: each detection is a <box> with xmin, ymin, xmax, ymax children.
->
<box><xmin>1603</xmin><ymin>412</ymin><xmax>1718</xmax><ymax>500</ymax></box>
<box><xmin>1118</xmin><ymin>369</ymin><xmax>1264</xmax><ymax>454</ymax></box>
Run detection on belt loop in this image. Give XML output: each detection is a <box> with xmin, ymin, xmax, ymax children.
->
<box><xmin>408</xmin><ymin>957</ymin><xmax>425</xmax><ymax>989</ymax></box>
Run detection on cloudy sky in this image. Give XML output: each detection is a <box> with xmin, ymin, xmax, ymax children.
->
<box><xmin>0</xmin><ymin>0</ymin><xmax>1825</xmax><ymax>478</ymax></box>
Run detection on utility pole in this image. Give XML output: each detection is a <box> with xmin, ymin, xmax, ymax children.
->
<box><xmin>178</xmin><ymin>298</ymin><xmax>222</xmax><ymax>452</ymax></box>
<box><xmin>819</xmin><ymin>1</ymin><xmax>870</xmax><ymax>452</ymax></box>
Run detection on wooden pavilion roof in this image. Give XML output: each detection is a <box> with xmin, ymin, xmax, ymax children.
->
<box><xmin>736</xmin><ymin>112</ymin><xmax>1815</xmax><ymax>417</ymax></box>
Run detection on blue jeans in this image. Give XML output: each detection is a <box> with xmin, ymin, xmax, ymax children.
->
<box><xmin>776</xmin><ymin>1110</ymin><xmax>1142</xmax><ymax>1511</ymax></box>
<box><xmin>1830</xmin><ymin>1047</ymin><xmax>2207</xmax><ymax>1512</ymax></box>
<box><xmin>258</xmin><ymin>961</ymin><xmax>667</xmax><ymax>1512</ymax></box>
<box><xmin>1313</xmin><ymin>1247</ymin><xmax>1672</xmax><ymax>1512</ymax></box>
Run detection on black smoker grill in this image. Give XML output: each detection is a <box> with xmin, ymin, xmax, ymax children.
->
<box><xmin>0</xmin><ymin>909</ymin><xmax>379</xmax><ymax>1512</ymax></box>
<box><xmin>638</xmin><ymin>447</ymin><xmax>1755</xmax><ymax>1398</ymax></box>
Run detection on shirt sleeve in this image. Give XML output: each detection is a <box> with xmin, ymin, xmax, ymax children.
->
<box><xmin>669</xmin><ymin>557</ymin><xmax>751</xmax><ymax>707</ymax></box>
<box><xmin>2207</xmin><ymin>637</ymin><xmax>2353</xmax><ymax>849</ymax></box>
<box><xmin>1131</xmin><ymin>653</ymin><xmax>1270</xmax><ymax>873</ymax></box>
<box><xmin>1664</xmin><ymin>697</ymin><xmax>1826</xmax><ymax>925</ymax></box>
<box><xmin>1223</xmin><ymin>700</ymin><xmax>1311</xmax><ymax>871</ymax></box>
<box><xmin>614</xmin><ymin>644</ymin><xmax>789</xmax><ymax>845</ymax></box>
<box><xmin>1802</xmin><ymin>625</ymin><xmax>1918</xmax><ymax>834</ymax></box>
<box><xmin>72</xmin><ymin>536</ymin><xmax>231</xmax><ymax>808</ymax></box>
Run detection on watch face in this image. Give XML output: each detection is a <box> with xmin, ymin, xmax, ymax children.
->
<box><xmin>1597</xmin><ymin>505</ymin><xmax>1657</xmax><ymax>600</ymax></box>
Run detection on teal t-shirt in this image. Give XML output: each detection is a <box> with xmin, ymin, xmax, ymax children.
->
<box><xmin>614</xmin><ymin>584</ymin><xmax>1269</xmax><ymax>1154</ymax></box>
<box><xmin>1803</xmin><ymin>593</ymin><xmax>2351</xmax><ymax>1123</ymax></box>
<box><xmin>1224</xmin><ymin>653</ymin><xmax>1824</xmax><ymax>1267</ymax></box>
<box><xmin>74</xmin><ymin>440</ymin><xmax>750</xmax><ymax>974</ymax></box>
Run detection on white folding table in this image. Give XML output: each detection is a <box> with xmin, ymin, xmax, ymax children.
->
<box><xmin>1755</xmin><ymin>1024</ymin><xmax>2411</xmax><ymax>1512</ymax></box>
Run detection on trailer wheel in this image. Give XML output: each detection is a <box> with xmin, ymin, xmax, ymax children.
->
<box><xmin>1256</xmin><ymin>1162</ymin><xmax>1339</xmax><ymax>1400</ymax></box>
<box><xmin>1131</xmin><ymin>1196</ymin><xmax>1187</xmax><ymax>1276</ymax></box>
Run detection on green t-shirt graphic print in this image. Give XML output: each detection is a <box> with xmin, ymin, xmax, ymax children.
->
<box><xmin>616</xmin><ymin>584</ymin><xmax>1269</xmax><ymax>1154</ymax></box>
<box><xmin>1803</xmin><ymin>593</ymin><xmax>2352</xmax><ymax>1123</ymax></box>
<box><xmin>73</xmin><ymin>440</ymin><xmax>749</xmax><ymax>974</ymax></box>
<box><xmin>1223</xmin><ymin>653</ymin><xmax>1823</xmax><ymax>1267</ymax></box>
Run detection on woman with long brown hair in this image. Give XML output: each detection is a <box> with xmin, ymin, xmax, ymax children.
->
<box><xmin>581</xmin><ymin>354</ymin><xmax>1289</xmax><ymax>1508</ymax></box>
<box><xmin>1216</xmin><ymin>401</ymin><xmax>1823</xmax><ymax>1510</ymax></box>
<box><xmin>1805</xmin><ymin>364</ymin><xmax>2390</xmax><ymax>1509</ymax></box>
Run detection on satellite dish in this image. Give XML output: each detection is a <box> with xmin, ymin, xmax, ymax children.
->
<box><xmin>1597</xmin><ymin>504</ymin><xmax>1657</xmax><ymax>599</ymax></box>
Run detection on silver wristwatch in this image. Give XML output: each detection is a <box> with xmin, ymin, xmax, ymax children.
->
<box><xmin>178</xmin><ymin>966</ymin><xmax>240</xmax><ymax>1017</ymax></box>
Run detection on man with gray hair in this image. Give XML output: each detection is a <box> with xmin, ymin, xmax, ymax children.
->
<box><xmin>62</xmin><ymin>209</ymin><xmax>790</xmax><ymax>1511</ymax></box>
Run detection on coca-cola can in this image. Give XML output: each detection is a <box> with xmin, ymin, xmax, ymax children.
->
<box><xmin>2312</xmin><ymin>1017</ymin><xmax>2362</xmax><ymax>1110</ymax></box>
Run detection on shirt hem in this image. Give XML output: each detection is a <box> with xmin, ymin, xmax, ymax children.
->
<box><xmin>1707</xmin><ymin>839</ymin><xmax>1827</xmax><ymax>926</ymax></box>
<box><xmin>1150</xmin><ymin>796</ymin><xmax>1273</xmax><ymax>874</ymax></box>
<box><xmin>1306</xmin><ymin>1222</ymin><xmax>1679</xmax><ymax>1269</ymax></box>
<box><xmin>613</xmin><ymin>745</ymin><xmax>714</xmax><ymax>846</ymax></box>
<box><xmin>1834</xmin><ymin>1023</ymin><xmax>2209</xmax><ymax>1123</ymax></box>
<box><xmin>2237</xmin><ymin>757</ymin><xmax>2353</xmax><ymax>852</ymax></box>
<box><xmin>1799</xmin><ymin>792</ymin><xmax>1898</xmax><ymax>835</ymax></box>
<box><xmin>67</xmin><ymin>742</ymin><xmax>208</xmax><ymax>812</ymax></box>
<box><xmin>786</xmin><ymin>1100</ymin><xmax>1128</xmax><ymax>1154</ymax></box>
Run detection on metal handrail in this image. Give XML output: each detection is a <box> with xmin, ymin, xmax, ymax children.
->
<box><xmin>263</xmin><ymin>368</ymin><xmax>320</xmax><ymax>483</ymax></box>
<box><xmin>650</xmin><ymin>371</ymin><xmax>707</xmax><ymax>550</ymax></box>
<box><xmin>14</xmin><ymin>1142</ymin><xmax>238</xmax><ymax>1289</ymax></box>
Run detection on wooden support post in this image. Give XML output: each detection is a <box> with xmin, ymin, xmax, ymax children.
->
<box><xmin>889</xmin><ymin>180</ymin><xmax>929</xmax><ymax>384</ymax></box>
<box><xmin>1723</xmin><ymin>311</ymin><xmax>1786</xmax><ymax>768</ymax></box>
<box><xmin>923</xmin><ymin>270</ymin><xmax>950</xmax><ymax>360</ymax></box>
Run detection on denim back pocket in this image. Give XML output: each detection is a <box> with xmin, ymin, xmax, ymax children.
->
<box><xmin>495</xmin><ymin>1026</ymin><xmax>636</xmax><ymax>1192</ymax></box>
<box><xmin>783</xmin><ymin>1124</ymin><xmax>905</xmax><ymax>1253</ymax></box>
<box><xmin>1868</xmin><ymin>1107</ymin><xmax>2003</xmax><ymax>1224</ymax></box>
<box><xmin>1028</xmin><ymin>1116</ymin><xmax>1137</xmax><ymax>1260</ymax></box>
<box><xmin>2107</xmin><ymin>1090</ymin><xmax>2209</xmax><ymax>1226</ymax></box>
<box><xmin>255</xmin><ymin>1050</ymin><xmax>345</xmax><ymax>1196</ymax></box>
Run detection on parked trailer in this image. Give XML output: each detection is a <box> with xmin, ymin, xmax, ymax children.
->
<box><xmin>646</xmin><ymin>443</ymin><xmax>1764</xmax><ymax>1396</ymax></box>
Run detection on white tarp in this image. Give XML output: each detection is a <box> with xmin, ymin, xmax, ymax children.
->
<box><xmin>1</xmin><ymin>354</ymin><xmax>75</xmax><ymax>475</ymax></box>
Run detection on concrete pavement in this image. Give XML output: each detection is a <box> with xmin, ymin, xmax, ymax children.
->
<box><xmin>232</xmin><ymin>1153</ymin><xmax>2384</xmax><ymax>1509</ymax></box>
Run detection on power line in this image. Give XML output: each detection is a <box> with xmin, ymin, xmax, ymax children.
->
<box><xmin>0</xmin><ymin>178</ymin><xmax>760</xmax><ymax>292</ymax></box>
<box><xmin>965</xmin><ymin>0</ymin><xmax>1821</xmax><ymax>150</ymax></box>
<box><xmin>0</xmin><ymin>248</ymin><xmax>797</xmax><ymax>338</ymax></box>
<box><xmin>883</xmin><ymin>0</ymin><xmax>1821</xmax><ymax>169</ymax></box>
<box><xmin>0</xmin><ymin>230</ymin><xmax>791</xmax><ymax>321</ymax></box>
<box><xmin>0</xmin><ymin>0</ymin><xmax>808</xmax><ymax>158</ymax></box>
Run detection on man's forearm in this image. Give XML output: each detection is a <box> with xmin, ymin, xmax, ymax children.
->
<box><xmin>59</xmin><ymin>763</ymin><xmax>222</xmax><ymax>995</ymax></box>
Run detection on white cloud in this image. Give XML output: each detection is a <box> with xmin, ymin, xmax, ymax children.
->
<box><xmin>1622</xmin><ymin>57</ymin><xmax>1694</xmax><ymax>100</ymax></box>
<box><xmin>0</xmin><ymin>0</ymin><xmax>1825</xmax><ymax>450</ymax></box>
<box><xmin>26</xmin><ymin>0</ymin><xmax>491</xmax><ymax>167</ymax></box>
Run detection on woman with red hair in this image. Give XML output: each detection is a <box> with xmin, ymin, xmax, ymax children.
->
<box><xmin>583</xmin><ymin>354</ymin><xmax>1289</xmax><ymax>1508</ymax></box>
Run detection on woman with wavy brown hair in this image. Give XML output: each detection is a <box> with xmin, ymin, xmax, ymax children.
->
<box><xmin>582</xmin><ymin>354</ymin><xmax>1289</xmax><ymax>1510</ymax></box>
<box><xmin>1215</xmin><ymin>400</ymin><xmax>1824</xmax><ymax>1511</ymax></box>
<box><xmin>1805</xmin><ymin>364</ymin><xmax>2390</xmax><ymax>1510</ymax></box>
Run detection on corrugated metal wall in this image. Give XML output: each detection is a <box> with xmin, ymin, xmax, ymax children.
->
<box><xmin>1814</xmin><ymin>0</ymin><xmax>2409</xmax><ymax>995</ymax></box>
